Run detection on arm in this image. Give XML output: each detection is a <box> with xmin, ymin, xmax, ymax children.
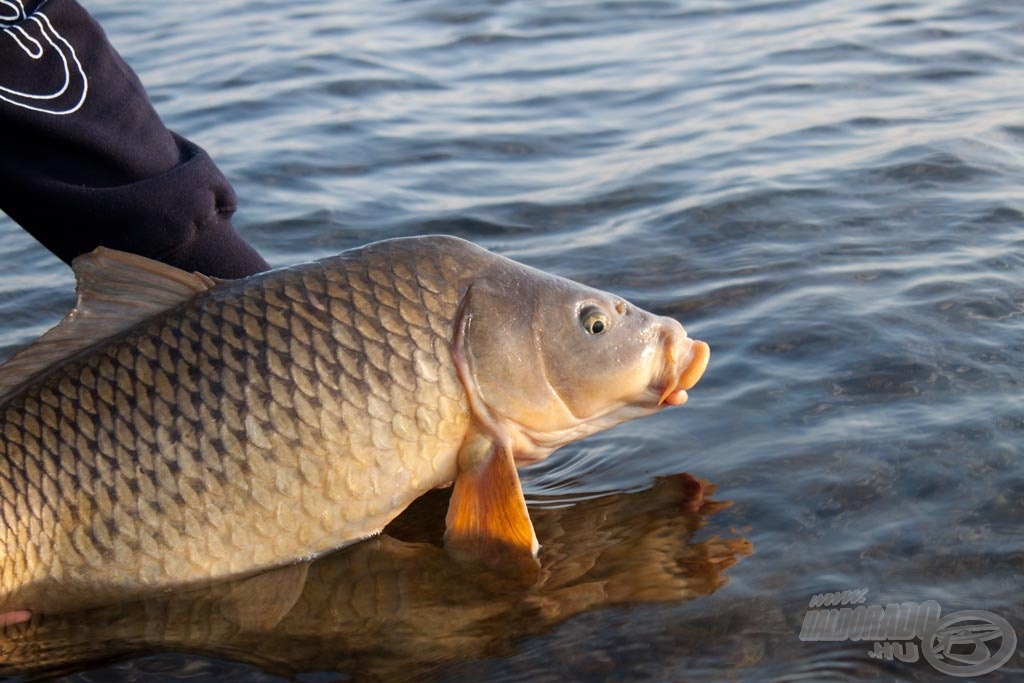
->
<box><xmin>0</xmin><ymin>0</ymin><xmax>269</xmax><ymax>278</ymax></box>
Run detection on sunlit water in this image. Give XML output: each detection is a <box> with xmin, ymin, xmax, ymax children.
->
<box><xmin>1</xmin><ymin>0</ymin><xmax>1023</xmax><ymax>681</ymax></box>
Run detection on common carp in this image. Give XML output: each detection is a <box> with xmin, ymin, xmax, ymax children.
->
<box><xmin>0</xmin><ymin>235</ymin><xmax>709</xmax><ymax>622</ymax></box>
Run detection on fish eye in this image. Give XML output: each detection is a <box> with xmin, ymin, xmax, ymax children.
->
<box><xmin>580</xmin><ymin>306</ymin><xmax>610</xmax><ymax>335</ymax></box>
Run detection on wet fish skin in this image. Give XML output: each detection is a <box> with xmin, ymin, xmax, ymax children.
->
<box><xmin>0</xmin><ymin>235</ymin><xmax>708</xmax><ymax>614</ymax></box>
<box><xmin>0</xmin><ymin>238</ymin><xmax>475</xmax><ymax>612</ymax></box>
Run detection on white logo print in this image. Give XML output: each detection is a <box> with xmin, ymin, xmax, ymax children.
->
<box><xmin>0</xmin><ymin>0</ymin><xmax>88</xmax><ymax>115</ymax></box>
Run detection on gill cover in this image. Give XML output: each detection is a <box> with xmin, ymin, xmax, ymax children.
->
<box><xmin>443</xmin><ymin>258</ymin><xmax>694</xmax><ymax>570</ymax></box>
<box><xmin>452</xmin><ymin>264</ymin><xmax>675</xmax><ymax>455</ymax></box>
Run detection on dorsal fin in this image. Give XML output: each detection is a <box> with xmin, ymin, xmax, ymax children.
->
<box><xmin>0</xmin><ymin>247</ymin><xmax>220</xmax><ymax>401</ymax></box>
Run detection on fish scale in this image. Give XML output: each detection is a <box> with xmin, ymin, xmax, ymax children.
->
<box><xmin>0</xmin><ymin>239</ymin><xmax>471</xmax><ymax>612</ymax></box>
<box><xmin>0</xmin><ymin>235</ymin><xmax>710</xmax><ymax>619</ymax></box>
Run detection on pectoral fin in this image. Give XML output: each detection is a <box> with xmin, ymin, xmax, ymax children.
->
<box><xmin>444</xmin><ymin>436</ymin><xmax>539</xmax><ymax>572</ymax></box>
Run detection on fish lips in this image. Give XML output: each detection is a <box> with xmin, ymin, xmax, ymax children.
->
<box><xmin>658</xmin><ymin>338</ymin><xmax>710</xmax><ymax>407</ymax></box>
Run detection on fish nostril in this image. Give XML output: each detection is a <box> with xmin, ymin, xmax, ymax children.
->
<box><xmin>614</xmin><ymin>300</ymin><xmax>626</xmax><ymax>315</ymax></box>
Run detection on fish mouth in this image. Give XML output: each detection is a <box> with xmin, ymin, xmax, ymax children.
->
<box><xmin>659</xmin><ymin>339</ymin><xmax>710</xmax><ymax>407</ymax></box>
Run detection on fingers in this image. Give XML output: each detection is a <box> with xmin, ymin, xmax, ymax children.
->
<box><xmin>0</xmin><ymin>609</ymin><xmax>32</xmax><ymax>627</ymax></box>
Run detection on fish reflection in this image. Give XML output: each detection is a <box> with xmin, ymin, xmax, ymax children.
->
<box><xmin>0</xmin><ymin>474</ymin><xmax>751</xmax><ymax>682</ymax></box>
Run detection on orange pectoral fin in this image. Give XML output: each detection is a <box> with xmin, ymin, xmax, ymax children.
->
<box><xmin>444</xmin><ymin>440</ymin><xmax>540</xmax><ymax>575</ymax></box>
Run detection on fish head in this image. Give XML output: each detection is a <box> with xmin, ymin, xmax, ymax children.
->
<box><xmin>453</xmin><ymin>258</ymin><xmax>709</xmax><ymax>463</ymax></box>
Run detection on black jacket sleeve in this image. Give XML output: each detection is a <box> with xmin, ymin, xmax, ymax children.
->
<box><xmin>0</xmin><ymin>0</ymin><xmax>268</xmax><ymax>278</ymax></box>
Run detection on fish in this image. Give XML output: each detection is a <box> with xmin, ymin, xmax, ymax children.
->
<box><xmin>0</xmin><ymin>235</ymin><xmax>710</xmax><ymax>621</ymax></box>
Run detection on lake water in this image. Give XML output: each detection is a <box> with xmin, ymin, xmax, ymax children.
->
<box><xmin>1</xmin><ymin>0</ymin><xmax>1022</xmax><ymax>681</ymax></box>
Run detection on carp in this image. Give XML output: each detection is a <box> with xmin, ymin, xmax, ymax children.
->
<box><xmin>0</xmin><ymin>235</ymin><xmax>709</xmax><ymax>622</ymax></box>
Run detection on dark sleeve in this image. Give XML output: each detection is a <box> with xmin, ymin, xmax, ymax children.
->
<box><xmin>0</xmin><ymin>0</ymin><xmax>269</xmax><ymax>278</ymax></box>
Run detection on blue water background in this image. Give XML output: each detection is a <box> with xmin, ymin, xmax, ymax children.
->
<box><xmin>0</xmin><ymin>0</ymin><xmax>1022</xmax><ymax>681</ymax></box>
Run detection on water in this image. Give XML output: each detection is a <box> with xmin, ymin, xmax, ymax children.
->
<box><xmin>1</xmin><ymin>0</ymin><xmax>1022</xmax><ymax>680</ymax></box>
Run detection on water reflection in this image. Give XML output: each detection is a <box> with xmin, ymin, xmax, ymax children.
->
<box><xmin>0</xmin><ymin>475</ymin><xmax>750</xmax><ymax>682</ymax></box>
